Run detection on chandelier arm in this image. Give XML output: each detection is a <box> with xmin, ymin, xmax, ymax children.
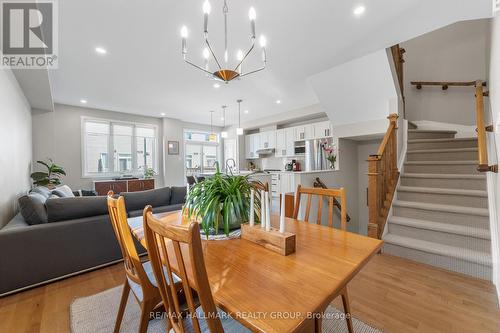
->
<box><xmin>233</xmin><ymin>39</ymin><xmax>256</xmax><ymax>72</ymax></box>
<box><xmin>239</xmin><ymin>65</ymin><xmax>266</xmax><ymax>78</ymax></box>
<box><xmin>205</xmin><ymin>38</ymin><xmax>223</xmax><ymax>70</ymax></box>
<box><xmin>184</xmin><ymin>58</ymin><xmax>215</xmax><ymax>76</ymax></box>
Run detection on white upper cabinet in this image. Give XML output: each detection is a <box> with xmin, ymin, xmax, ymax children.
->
<box><xmin>314</xmin><ymin>121</ymin><xmax>332</xmax><ymax>138</ymax></box>
<box><xmin>285</xmin><ymin>127</ymin><xmax>296</xmax><ymax>156</ymax></box>
<box><xmin>260</xmin><ymin>131</ymin><xmax>275</xmax><ymax>149</ymax></box>
<box><xmin>275</xmin><ymin>129</ymin><xmax>287</xmax><ymax>157</ymax></box>
<box><xmin>294</xmin><ymin>124</ymin><xmax>314</xmax><ymax>141</ymax></box>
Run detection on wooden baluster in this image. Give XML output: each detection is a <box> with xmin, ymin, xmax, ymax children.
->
<box><xmin>367</xmin><ymin>155</ymin><xmax>381</xmax><ymax>238</ymax></box>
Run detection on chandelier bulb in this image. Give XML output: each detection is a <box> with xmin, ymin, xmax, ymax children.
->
<box><xmin>203</xmin><ymin>0</ymin><xmax>211</xmax><ymax>15</ymax></box>
<box><xmin>203</xmin><ymin>48</ymin><xmax>210</xmax><ymax>59</ymax></box>
<box><xmin>236</xmin><ymin>50</ymin><xmax>244</xmax><ymax>61</ymax></box>
<box><xmin>180</xmin><ymin>26</ymin><xmax>188</xmax><ymax>38</ymax></box>
<box><xmin>259</xmin><ymin>35</ymin><xmax>267</xmax><ymax>48</ymax></box>
<box><xmin>248</xmin><ymin>7</ymin><xmax>256</xmax><ymax>20</ymax></box>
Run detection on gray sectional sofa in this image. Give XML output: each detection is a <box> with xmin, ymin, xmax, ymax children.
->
<box><xmin>0</xmin><ymin>186</ymin><xmax>186</xmax><ymax>296</ymax></box>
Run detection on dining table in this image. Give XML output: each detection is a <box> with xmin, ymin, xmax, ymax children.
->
<box><xmin>127</xmin><ymin>210</ymin><xmax>383</xmax><ymax>333</ymax></box>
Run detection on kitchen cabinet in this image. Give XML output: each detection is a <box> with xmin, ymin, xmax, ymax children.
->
<box><xmin>275</xmin><ymin>129</ymin><xmax>286</xmax><ymax>157</ymax></box>
<box><xmin>278</xmin><ymin>173</ymin><xmax>299</xmax><ymax>194</ymax></box>
<box><xmin>245</xmin><ymin>135</ymin><xmax>252</xmax><ymax>159</ymax></box>
<box><xmin>245</xmin><ymin>134</ymin><xmax>259</xmax><ymax>159</ymax></box>
<box><xmin>314</xmin><ymin>121</ymin><xmax>332</xmax><ymax>138</ymax></box>
<box><xmin>294</xmin><ymin>124</ymin><xmax>314</xmax><ymax>141</ymax></box>
<box><xmin>259</xmin><ymin>131</ymin><xmax>275</xmax><ymax>149</ymax></box>
<box><xmin>285</xmin><ymin>127</ymin><xmax>295</xmax><ymax>156</ymax></box>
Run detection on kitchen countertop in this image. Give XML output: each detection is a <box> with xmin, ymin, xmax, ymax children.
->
<box><xmin>263</xmin><ymin>169</ymin><xmax>337</xmax><ymax>174</ymax></box>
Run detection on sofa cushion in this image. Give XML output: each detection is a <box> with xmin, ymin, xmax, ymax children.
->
<box><xmin>18</xmin><ymin>193</ymin><xmax>48</xmax><ymax>225</ymax></box>
<box><xmin>122</xmin><ymin>187</ymin><xmax>171</xmax><ymax>212</ymax></box>
<box><xmin>30</xmin><ymin>186</ymin><xmax>52</xmax><ymax>200</ymax></box>
<box><xmin>127</xmin><ymin>204</ymin><xmax>184</xmax><ymax>218</ymax></box>
<box><xmin>170</xmin><ymin>186</ymin><xmax>187</xmax><ymax>205</ymax></box>
<box><xmin>46</xmin><ymin>196</ymin><xmax>108</xmax><ymax>223</ymax></box>
<box><xmin>52</xmin><ymin>185</ymin><xmax>75</xmax><ymax>198</ymax></box>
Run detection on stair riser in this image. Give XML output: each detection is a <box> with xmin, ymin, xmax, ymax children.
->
<box><xmin>408</xmin><ymin>132</ymin><xmax>456</xmax><ymax>140</ymax></box>
<box><xmin>388</xmin><ymin>224</ymin><xmax>490</xmax><ymax>252</ymax></box>
<box><xmin>397</xmin><ymin>191</ymin><xmax>488</xmax><ymax>209</ymax></box>
<box><xmin>401</xmin><ymin>177</ymin><xmax>486</xmax><ymax>190</ymax></box>
<box><xmin>407</xmin><ymin>150</ymin><xmax>477</xmax><ymax>161</ymax></box>
<box><xmin>393</xmin><ymin>206</ymin><xmax>489</xmax><ymax>228</ymax></box>
<box><xmin>408</xmin><ymin>140</ymin><xmax>477</xmax><ymax>150</ymax></box>
<box><xmin>404</xmin><ymin>163</ymin><xmax>478</xmax><ymax>174</ymax></box>
<box><xmin>383</xmin><ymin>243</ymin><xmax>492</xmax><ymax>280</ymax></box>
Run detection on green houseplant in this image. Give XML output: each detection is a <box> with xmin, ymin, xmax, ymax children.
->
<box><xmin>183</xmin><ymin>163</ymin><xmax>262</xmax><ymax>236</ymax></box>
<box><xmin>30</xmin><ymin>159</ymin><xmax>66</xmax><ymax>188</ymax></box>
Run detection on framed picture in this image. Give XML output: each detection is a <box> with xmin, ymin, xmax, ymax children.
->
<box><xmin>167</xmin><ymin>141</ymin><xmax>179</xmax><ymax>155</ymax></box>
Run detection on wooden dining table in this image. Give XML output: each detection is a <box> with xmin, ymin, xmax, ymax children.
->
<box><xmin>128</xmin><ymin>211</ymin><xmax>383</xmax><ymax>333</ymax></box>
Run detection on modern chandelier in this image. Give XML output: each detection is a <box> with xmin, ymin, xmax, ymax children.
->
<box><xmin>180</xmin><ymin>0</ymin><xmax>267</xmax><ymax>83</ymax></box>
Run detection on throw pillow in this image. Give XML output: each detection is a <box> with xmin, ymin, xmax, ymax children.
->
<box><xmin>18</xmin><ymin>193</ymin><xmax>48</xmax><ymax>225</ymax></box>
<box><xmin>52</xmin><ymin>185</ymin><xmax>75</xmax><ymax>198</ymax></box>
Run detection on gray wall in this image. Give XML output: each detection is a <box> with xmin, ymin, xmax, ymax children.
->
<box><xmin>32</xmin><ymin>104</ymin><xmax>164</xmax><ymax>190</ymax></box>
<box><xmin>162</xmin><ymin>117</ymin><xmax>222</xmax><ymax>187</ymax></box>
<box><xmin>402</xmin><ymin>19</ymin><xmax>490</xmax><ymax>125</ymax></box>
<box><xmin>0</xmin><ymin>69</ymin><xmax>32</xmax><ymax>228</ymax></box>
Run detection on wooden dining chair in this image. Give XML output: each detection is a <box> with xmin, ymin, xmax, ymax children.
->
<box><xmin>107</xmin><ymin>193</ymin><xmax>164</xmax><ymax>333</ymax></box>
<box><xmin>292</xmin><ymin>185</ymin><xmax>353</xmax><ymax>333</ymax></box>
<box><xmin>143</xmin><ymin>206</ymin><xmax>250</xmax><ymax>333</ymax></box>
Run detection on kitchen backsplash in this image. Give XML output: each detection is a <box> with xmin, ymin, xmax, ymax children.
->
<box><xmin>254</xmin><ymin>156</ymin><xmax>305</xmax><ymax>171</ymax></box>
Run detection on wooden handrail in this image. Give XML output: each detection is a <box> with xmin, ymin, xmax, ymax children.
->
<box><xmin>391</xmin><ymin>45</ymin><xmax>405</xmax><ymax>118</ymax></box>
<box><xmin>475</xmin><ymin>80</ymin><xmax>498</xmax><ymax>173</ymax></box>
<box><xmin>313</xmin><ymin>177</ymin><xmax>351</xmax><ymax>222</ymax></box>
<box><xmin>411</xmin><ymin>81</ymin><xmax>486</xmax><ymax>90</ymax></box>
<box><xmin>367</xmin><ymin>113</ymin><xmax>400</xmax><ymax>239</ymax></box>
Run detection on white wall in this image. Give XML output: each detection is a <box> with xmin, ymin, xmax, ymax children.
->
<box><xmin>0</xmin><ymin>69</ymin><xmax>32</xmax><ymax>228</ymax></box>
<box><xmin>403</xmin><ymin>19</ymin><xmax>490</xmax><ymax>125</ymax></box>
<box><xmin>487</xmin><ymin>13</ymin><xmax>500</xmax><ymax>300</ymax></box>
<box><xmin>309</xmin><ymin>49</ymin><xmax>397</xmax><ymax>126</ymax></box>
<box><xmin>32</xmin><ymin>104</ymin><xmax>164</xmax><ymax>190</ymax></box>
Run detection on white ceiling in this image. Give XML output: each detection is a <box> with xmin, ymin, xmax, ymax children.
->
<box><xmin>49</xmin><ymin>0</ymin><xmax>493</xmax><ymax>126</ymax></box>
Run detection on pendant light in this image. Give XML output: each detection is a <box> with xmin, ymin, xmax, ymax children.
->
<box><xmin>209</xmin><ymin>110</ymin><xmax>217</xmax><ymax>142</ymax></box>
<box><xmin>236</xmin><ymin>99</ymin><xmax>243</xmax><ymax>135</ymax></box>
<box><xmin>221</xmin><ymin>105</ymin><xmax>228</xmax><ymax>138</ymax></box>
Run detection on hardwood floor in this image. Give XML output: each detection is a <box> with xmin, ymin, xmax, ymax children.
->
<box><xmin>0</xmin><ymin>254</ymin><xmax>498</xmax><ymax>333</ymax></box>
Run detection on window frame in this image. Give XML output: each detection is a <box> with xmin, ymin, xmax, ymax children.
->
<box><xmin>81</xmin><ymin>116</ymin><xmax>158</xmax><ymax>178</ymax></box>
<box><xmin>183</xmin><ymin>128</ymin><xmax>220</xmax><ymax>178</ymax></box>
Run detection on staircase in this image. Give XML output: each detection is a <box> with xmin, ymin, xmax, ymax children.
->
<box><xmin>383</xmin><ymin>128</ymin><xmax>492</xmax><ymax>280</ymax></box>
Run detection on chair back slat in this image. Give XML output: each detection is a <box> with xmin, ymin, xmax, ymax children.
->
<box><xmin>144</xmin><ymin>207</ymin><xmax>224</xmax><ymax>333</ymax></box>
<box><xmin>293</xmin><ymin>186</ymin><xmax>347</xmax><ymax>230</ymax></box>
<box><xmin>107</xmin><ymin>194</ymin><xmax>152</xmax><ymax>290</ymax></box>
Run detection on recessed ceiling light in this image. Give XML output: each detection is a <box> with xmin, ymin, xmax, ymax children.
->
<box><xmin>95</xmin><ymin>47</ymin><xmax>107</xmax><ymax>54</ymax></box>
<box><xmin>160</xmin><ymin>112</ymin><xmax>166</xmax><ymax>116</ymax></box>
<box><xmin>213</xmin><ymin>83</ymin><xmax>220</xmax><ymax>88</ymax></box>
<box><xmin>276</xmin><ymin>100</ymin><xmax>281</xmax><ymax>104</ymax></box>
<box><xmin>244</xmin><ymin>110</ymin><xmax>249</xmax><ymax>114</ymax></box>
<box><xmin>353</xmin><ymin>5</ymin><xmax>365</xmax><ymax>16</ymax></box>
<box><xmin>80</xmin><ymin>99</ymin><xmax>87</xmax><ymax>104</ymax></box>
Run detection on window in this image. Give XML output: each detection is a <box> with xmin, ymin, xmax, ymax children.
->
<box><xmin>82</xmin><ymin>118</ymin><xmax>158</xmax><ymax>177</ymax></box>
<box><xmin>184</xmin><ymin>129</ymin><xmax>219</xmax><ymax>177</ymax></box>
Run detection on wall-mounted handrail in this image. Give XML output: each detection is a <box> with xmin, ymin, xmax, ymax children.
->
<box><xmin>367</xmin><ymin>113</ymin><xmax>399</xmax><ymax>239</ymax></box>
<box><xmin>475</xmin><ymin>80</ymin><xmax>498</xmax><ymax>173</ymax></box>
<box><xmin>391</xmin><ymin>45</ymin><xmax>406</xmax><ymax>118</ymax></box>
<box><xmin>411</xmin><ymin>81</ymin><xmax>486</xmax><ymax>90</ymax></box>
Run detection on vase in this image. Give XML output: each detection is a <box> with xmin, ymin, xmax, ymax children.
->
<box><xmin>218</xmin><ymin>209</ymin><xmax>245</xmax><ymax>231</ymax></box>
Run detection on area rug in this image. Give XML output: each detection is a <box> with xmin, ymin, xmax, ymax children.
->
<box><xmin>70</xmin><ymin>286</ymin><xmax>383</xmax><ymax>333</ymax></box>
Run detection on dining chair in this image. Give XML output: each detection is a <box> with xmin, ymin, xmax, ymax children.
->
<box><xmin>107</xmin><ymin>193</ymin><xmax>166</xmax><ymax>333</ymax></box>
<box><xmin>143</xmin><ymin>206</ymin><xmax>250</xmax><ymax>333</ymax></box>
<box><xmin>292</xmin><ymin>185</ymin><xmax>353</xmax><ymax>333</ymax></box>
<box><xmin>186</xmin><ymin>176</ymin><xmax>196</xmax><ymax>186</ymax></box>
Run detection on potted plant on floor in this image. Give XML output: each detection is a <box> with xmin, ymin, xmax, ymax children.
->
<box><xmin>30</xmin><ymin>159</ymin><xmax>66</xmax><ymax>188</ymax></box>
<box><xmin>183</xmin><ymin>162</ymin><xmax>262</xmax><ymax>236</ymax></box>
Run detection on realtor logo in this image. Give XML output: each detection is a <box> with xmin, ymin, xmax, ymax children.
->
<box><xmin>1</xmin><ymin>0</ymin><xmax>58</xmax><ymax>68</ymax></box>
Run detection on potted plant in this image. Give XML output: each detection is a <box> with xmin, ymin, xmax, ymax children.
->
<box><xmin>30</xmin><ymin>159</ymin><xmax>66</xmax><ymax>188</ymax></box>
<box><xmin>143</xmin><ymin>167</ymin><xmax>157</xmax><ymax>179</ymax></box>
<box><xmin>323</xmin><ymin>142</ymin><xmax>337</xmax><ymax>169</ymax></box>
<box><xmin>183</xmin><ymin>162</ymin><xmax>262</xmax><ymax>236</ymax></box>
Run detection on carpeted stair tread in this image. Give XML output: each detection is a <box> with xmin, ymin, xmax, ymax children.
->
<box><xmin>393</xmin><ymin>200</ymin><xmax>489</xmax><ymax>216</ymax></box>
<box><xmin>383</xmin><ymin>234</ymin><xmax>492</xmax><ymax>266</ymax></box>
<box><xmin>402</xmin><ymin>173</ymin><xmax>486</xmax><ymax>180</ymax></box>
<box><xmin>408</xmin><ymin>137</ymin><xmax>477</xmax><ymax>143</ymax></box>
<box><xmin>389</xmin><ymin>216</ymin><xmax>490</xmax><ymax>239</ymax></box>
<box><xmin>408</xmin><ymin>129</ymin><xmax>457</xmax><ymax>134</ymax></box>
<box><xmin>398</xmin><ymin>186</ymin><xmax>487</xmax><ymax>197</ymax></box>
<box><xmin>405</xmin><ymin>160</ymin><xmax>478</xmax><ymax>165</ymax></box>
<box><xmin>407</xmin><ymin>147</ymin><xmax>478</xmax><ymax>153</ymax></box>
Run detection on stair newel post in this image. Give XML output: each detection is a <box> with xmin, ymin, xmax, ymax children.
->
<box><xmin>367</xmin><ymin>155</ymin><xmax>381</xmax><ymax>238</ymax></box>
